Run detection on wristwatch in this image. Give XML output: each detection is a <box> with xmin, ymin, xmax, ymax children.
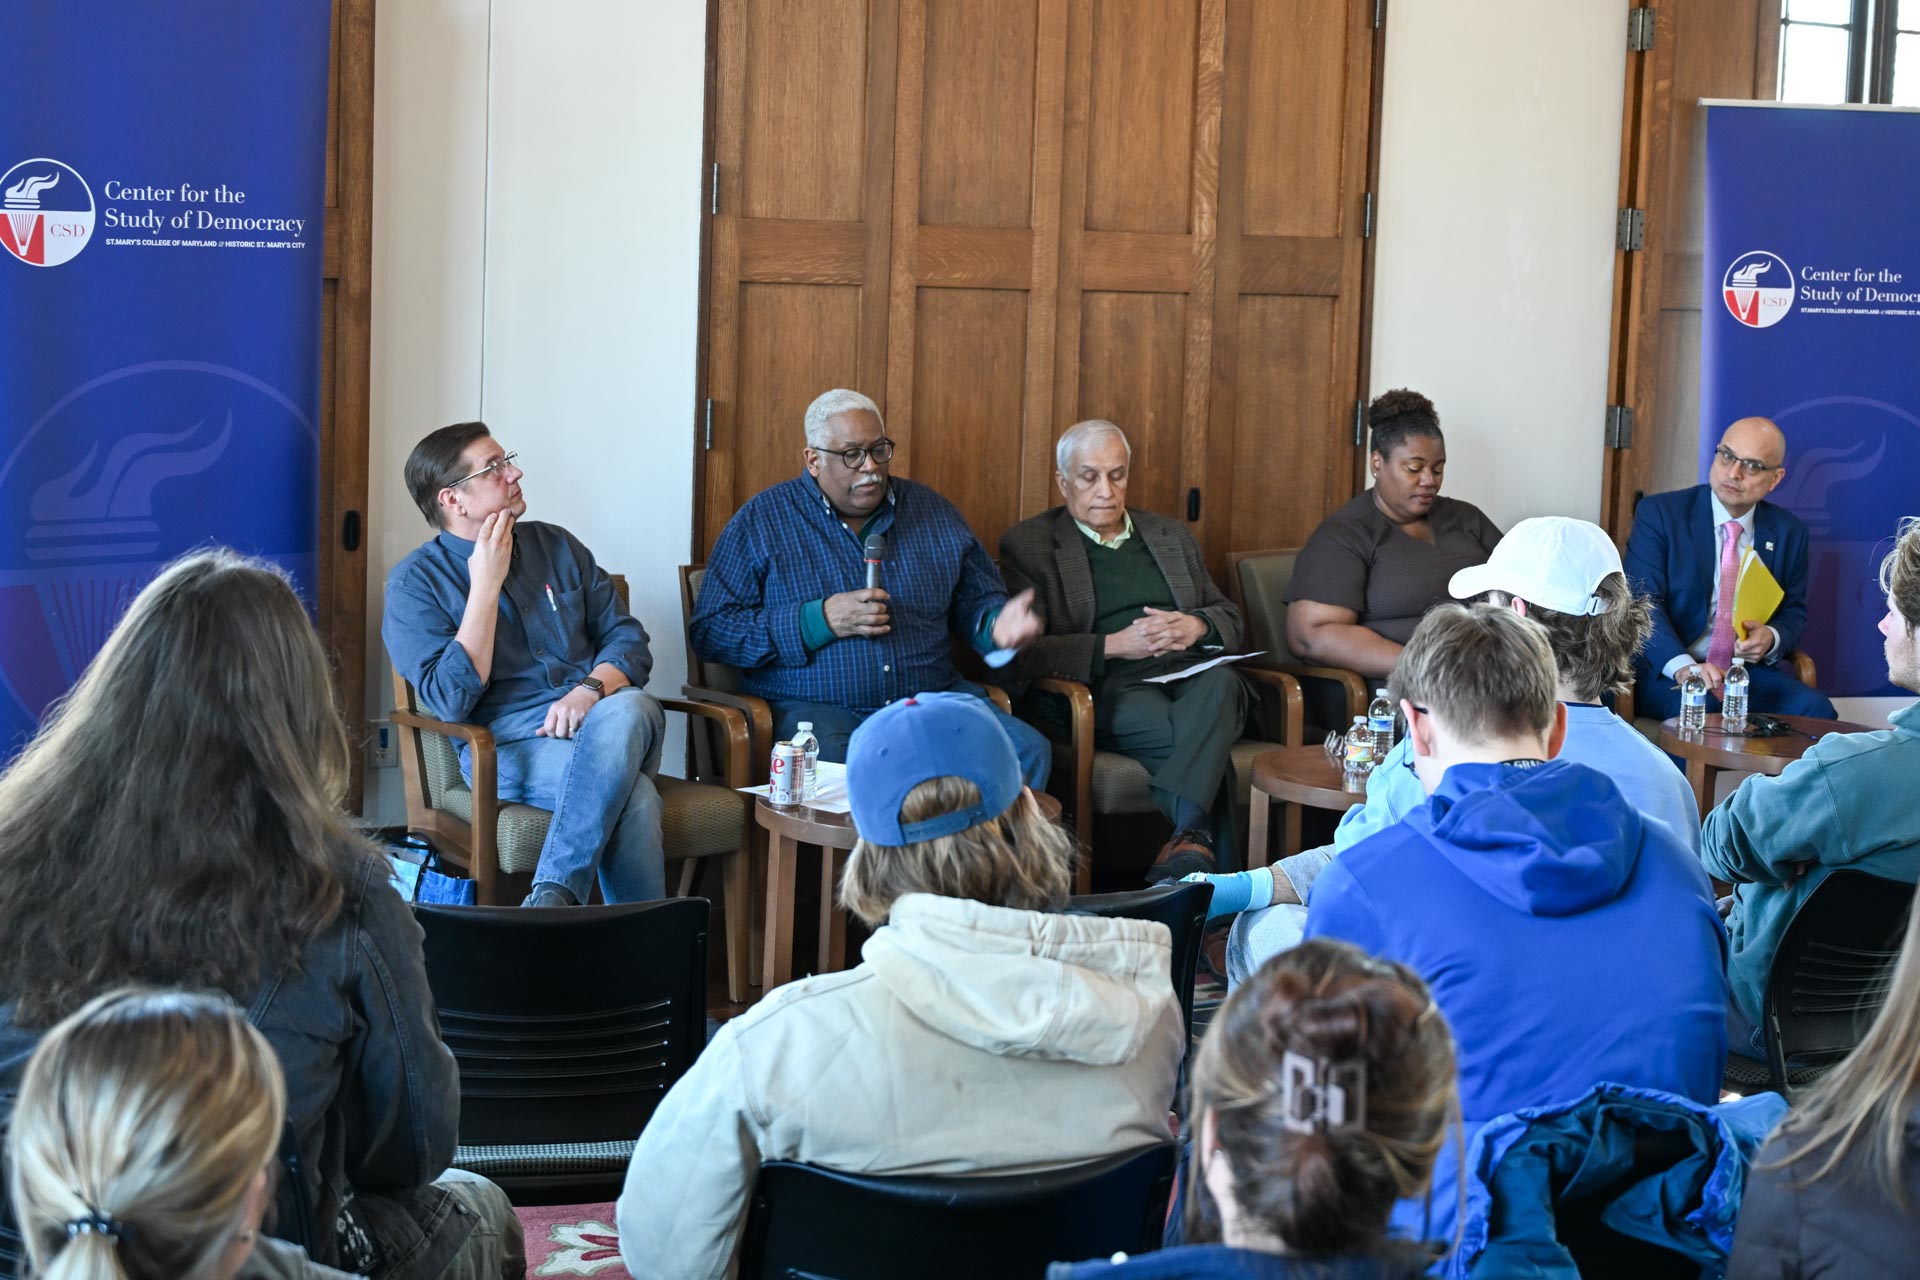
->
<box><xmin>577</xmin><ymin>676</ymin><xmax>605</xmax><ymax>696</ymax></box>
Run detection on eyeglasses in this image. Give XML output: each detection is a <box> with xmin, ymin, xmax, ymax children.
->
<box><xmin>818</xmin><ymin>439</ymin><xmax>895</xmax><ymax>469</ymax></box>
<box><xmin>444</xmin><ymin>452</ymin><xmax>519</xmax><ymax>490</ymax></box>
<box><xmin>1713</xmin><ymin>444</ymin><xmax>1779</xmax><ymax>476</ymax></box>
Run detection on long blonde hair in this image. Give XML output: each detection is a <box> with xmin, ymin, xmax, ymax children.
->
<box><xmin>839</xmin><ymin>779</ymin><xmax>1074</xmax><ymax>926</ymax></box>
<box><xmin>0</xmin><ymin>550</ymin><xmax>381</xmax><ymax>1028</ymax></box>
<box><xmin>7</xmin><ymin>989</ymin><xmax>286</xmax><ymax>1280</ymax></box>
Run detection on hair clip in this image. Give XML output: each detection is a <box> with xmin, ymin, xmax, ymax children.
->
<box><xmin>1280</xmin><ymin>1050</ymin><xmax>1368</xmax><ymax>1134</ymax></box>
<box><xmin>64</xmin><ymin>1212</ymin><xmax>132</xmax><ymax>1243</ymax></box>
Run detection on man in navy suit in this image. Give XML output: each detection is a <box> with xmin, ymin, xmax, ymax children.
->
<box><xmin>1624</xmin><ymin>416</ymin><xmax>1837</xmax><ymax>721</ymax></box>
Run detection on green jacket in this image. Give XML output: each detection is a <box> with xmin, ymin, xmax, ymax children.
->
<box><xmin>1702</xmin><ymin>701</ymin><xmax>1920</xmax><ymax>1028</ymax></box>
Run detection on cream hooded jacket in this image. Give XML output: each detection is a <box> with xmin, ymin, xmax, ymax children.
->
<box><xmin>616</xmin><ymin>892</ymin><xmax>1186</xmax><ymax>1279</ymax></box>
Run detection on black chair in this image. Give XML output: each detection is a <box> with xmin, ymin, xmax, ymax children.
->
<box><xmin>414</xmin><ymin>898</ymin><xmax>709</xmax><ymax>1204</ymax></box>
<box><xmin>737</xmin><ymin>1143</ymin><xmax>1177</xmax><ymax>1280</ymax></box>
<box><xmin>1068</xmin><ymin>881</ymin><xmax>1213</xmax><ymax>1055</ymax></box>
<box><xmin>1756</xmin><ymin>869</ymin><xmax>1915</xmax><ymax>1098</ymax></box>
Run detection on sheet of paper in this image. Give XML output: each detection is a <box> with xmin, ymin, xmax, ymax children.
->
<box><xmin>1733</xmin><ymin>549</ymin><xmax>1785</xmax><ymax>640</ymax></box>
<box><xmin>738</xmin><ymin>759</ymin><xmax>853</xmax><ymax>813</ymax></box>
<box><xmin>1141</xmin><ymin>651</ymin><xmax>1265</xmax><ymax>685</ymax></box>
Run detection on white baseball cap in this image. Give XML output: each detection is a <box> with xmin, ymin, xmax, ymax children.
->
<box><xmin>1448</xmin><ymin>517</ymin><xmax>1623</xmax><ymax>617</ymax></box>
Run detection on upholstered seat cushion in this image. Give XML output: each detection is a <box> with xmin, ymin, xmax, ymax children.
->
<box><xmin>1086</xmin><ymin>739</ymin><xmax>1287</xmax><ymax>813</ymax></box>
<box><xmin>436</xmin><ymin>773</ymin><xmax>747</xmax><ymax>875</ymax></box>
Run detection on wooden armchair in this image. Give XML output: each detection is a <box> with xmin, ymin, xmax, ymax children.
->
<box><xmin>388</xmin><ymin>576</ymin><xmax>753</xmax><ymax>1001</ymax></box>
<box><xmin>1227</xmin><ymin>548</ymin><xmax>1371</xmax><ymax>737</ymax></box>
<box><xmin>1029</xmin><ymin>667</ymin><xmax>1304</xmax><ymax>893</ymax></box>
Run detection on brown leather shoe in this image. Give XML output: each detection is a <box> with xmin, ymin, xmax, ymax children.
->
<box><xmin>1146</xmin><ymin>828</ymin><xmax>1218</xmax><ymax>885</ymax></box>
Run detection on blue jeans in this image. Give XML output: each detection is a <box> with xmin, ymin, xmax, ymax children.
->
<box><xmin>768</xmin><ymin>679</ymin><xmax>1052</xmax><ymax>789</ymax></box>
<box><xmin>462</xmin><ymin>689</ymin><xmax>667</xmax><ymax>903</ymax></box>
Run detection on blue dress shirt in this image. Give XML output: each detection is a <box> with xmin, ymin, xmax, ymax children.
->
<box><xmin>383</xmin><ymin>521</ymin><xmax>651</xmax><ymax>743</ymax></box>
<box><xmin>691</xmin><ymin>475</ymin><xmax>1006</xmax><ymax>712</ymax></box>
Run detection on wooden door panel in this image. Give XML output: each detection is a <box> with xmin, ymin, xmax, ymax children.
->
<box><xmin>1240</xmin><ymin>0</ymin><xmax>1349</xmax><ymax>238</ymax></box>
<box><xmin>1229</xmin><ymin>295</ymin><xmax>1338</xmax><ymax>551</ymax></box>
<box><xmin>1085</xmin><ymin>1</ymin><xmax>1199</xmax><ymax>234</ymax></box>
<box><xmin>740</xmin><ymin>0</ymin><xmax>871</xmax><ymax>221</ymax></box>
<box><xmin>1075</xmin><ymin>291</ymin><xmax>1190</xmax><ymax>521</ymax></box>
<box><xmin>920</xmin><ymin>0</ymin><xmax>1038</xmax><ymax>229</ymax></box>
<box><xmin>908</xmin><ymin>288</ymin><xmax>1029</xmax><ymax>544</ymax></box>
<box><xmin>1603</xmin><ymin>0</ymin><xmax>1779</xmax><ymax>538</ymax></box>
<box><xmin>713</xmin><ymin>283</ymin><xmax>862</xmax><ymax>550</ymax></box>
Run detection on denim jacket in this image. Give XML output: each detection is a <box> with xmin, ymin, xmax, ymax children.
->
<box><xmin>0</xmin><ymin>856</ymin><xmax>471</xmax><ymax>1280</ymax></box>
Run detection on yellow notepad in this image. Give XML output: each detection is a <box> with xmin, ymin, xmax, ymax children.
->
<box><xmin>1732</xmin><ymin>550</ymin><xmax>1784</xmax><ymax>640</ymax></box>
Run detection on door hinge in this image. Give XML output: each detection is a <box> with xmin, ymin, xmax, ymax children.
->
<box><xmin>709</xmin><ymin>162</ymin><xmax>720</xmax><ymax>216</ymax></box>
<box><xmin>1374</xmin><ymin>0</ymin><xmax>1384</xmax><ymax>30</ymax></box>
<box><xmin>1353</xmin><ymin>398</ymin><xmax>1366</xmax><ymax>447</ymax></box>
<box><xmin>1616</xmin><ymin>207</ymin><xmax>1645</xmax><ymax>252</ymax></box>
<box><xmin>703</xmin><ymin>398</ymin><xmax>714</xmax><ymax>451</ymax></box>
<box><xmin>1605</xmin><ymin>404</ymin><xmax>1634</xmax><ymax>450</ymax></box>
<box><xmin>1628</xmin><ymin>7</ymin><xmax>1655</xmax><ymax>53</ymax></box>
<box><xmin>1362</xmin><ymin>192</ymin><xmax>1374</xmax><ymax>239</ymax></box>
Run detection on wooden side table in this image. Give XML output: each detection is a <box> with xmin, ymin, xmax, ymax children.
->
<box><xmin>1246</xmin><ymin>746</ymin><xmax>1368</xmax><ymax>869</ymax></box>
<box><xmin>753</xmin><ymin>790</ymin><xmax>1064</xmax><ymax>991</ymax></box>
<box><xmin>1659</xmin><ymin>713</ymin><xmax>1876</xmax><ymax>819</ymax></box>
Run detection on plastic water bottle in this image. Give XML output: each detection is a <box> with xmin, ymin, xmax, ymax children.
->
<box><xmin>1680</xmin><ymin>670</ymin><xmax>1709</xmax><ymax>731</ymax></box>
<box><xmin>1722</xmin><ymin>658</ymin><xmax>1750</xmax><ymax>734</ymax></box>
<box><xmin>1368</xmin><ymin>688</ymin><xmax>1395</xmax><ymax>758</ymax></box>
<box><xmin>791</xmin><ymin>722</ymin><xmax>820</xmax><ymax>799</ymax></box>
<box><xmin>1343</xmin><ymin>714</ymin><xmax>1375</xmax><ymax>781</ymax></box>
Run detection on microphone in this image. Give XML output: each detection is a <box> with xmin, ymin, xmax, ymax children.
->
<box><xmin>864</xmin><ymin>533</ymin><xmax>887</xmax><ymax>591</ymax></box>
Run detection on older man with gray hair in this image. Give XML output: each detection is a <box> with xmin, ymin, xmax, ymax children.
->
<box><xmin>999</xmin><ymin>418</ymin><xmax>1248</xmax><ymax>875</ymax></box>
<box><xmin>691</xmin><ymin>388</ymin><xmax>1051</xmax><ymax>780</ymax></box>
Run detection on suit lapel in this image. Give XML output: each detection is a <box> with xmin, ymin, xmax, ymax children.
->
<box><xmin>1052</xmin><ymin>510</ymin><xmax>1097</xmax><ymax>632</ymax></box>
<box><xmin>1691</xmin><ymin>485</ymin><xmax>1719</xmax><ymax>608</ymax></box>
<box><xmin>1753</xmin><ymin>502</ymin><xmax>1783</xmax><ymax>571</ymax></box>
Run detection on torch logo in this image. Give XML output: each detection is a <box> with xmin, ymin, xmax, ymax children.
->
<box><xmin>0</xmin><ymin>158</ymin><xmax>96</xmax><ymax>267</ymax></box>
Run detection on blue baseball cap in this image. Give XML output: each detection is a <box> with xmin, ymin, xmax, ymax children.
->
<box><xmin>845</xmin><ymin>692</ymin><xmax>1025</xmax><ymax>845</ymax></box>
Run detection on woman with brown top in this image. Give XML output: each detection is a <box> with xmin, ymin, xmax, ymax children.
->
<box><xmin>1284</xmin><ymin>390</ymin><xmax>1502</xmax><ymax>679</ymax></box>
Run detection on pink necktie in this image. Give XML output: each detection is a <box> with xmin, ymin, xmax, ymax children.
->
<box><xmin>1707</xmin><ymin>518</ymin><xmax>1742</xmax><ymax>669</ymax></box>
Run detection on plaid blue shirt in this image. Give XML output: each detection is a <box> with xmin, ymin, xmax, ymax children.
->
<box><xmin>692</xmin><ymin>475</ymin><xmax>1006</xmax><ymax>712</ymax></box>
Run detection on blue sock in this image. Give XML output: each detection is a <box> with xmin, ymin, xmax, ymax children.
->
<box><xmin>1182</xmin><ymin>867</ymin><xmax>1273</xmax><ymax>921</ymax></box>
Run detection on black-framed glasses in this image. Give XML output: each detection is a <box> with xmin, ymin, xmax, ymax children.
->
<box><xmin>1713</xmin><ymin>444</ymin><xmax>1779</xmax><ymax>476</ymax></box>
<box><xmin>819</xmin><ymin>439</ymin><xmax>895</xmax><ymax>469</ymax></box>
<box><xmin>444</xmin><ymin>452</ymin><xmax>519</xmax><ymax>490</ymax></box>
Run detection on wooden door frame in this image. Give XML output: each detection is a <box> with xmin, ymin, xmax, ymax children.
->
<box><xmin>1600</xmin><ymin>0</ymin><xmax>1781</xmax><ymax>544</ymax></box>
<box><xmin>323</xmin><ymin>0</ymin><xmax>374</xmax><ymax>810</ymax></box>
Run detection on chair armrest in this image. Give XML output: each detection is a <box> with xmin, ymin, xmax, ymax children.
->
<box><xmin>683</xmin><ymin>684</ymin><xmax>775</xmax><ymax>783</ymax></box>
<box><xmin>1028</xmin><ymin>676</ymin><xmax>1095</xmax><ymax>761</ymax></box>
<box><xmin>1787</xmin><ymin>650</ymin><xmax>1817</xmax><ymax>689</ymax></box>
<box><xmin>982</xmin><ymin>683</ymin><xmax>1013</xmax><ymax>713</ymax></box>
<box><xmin>389</xmin><ymin>707</ymin><xmax>498</xmax><ymax>874</ymax></box>
<box><xmin>1238</xmin><ymin>668</ymin><xmax>1304</xmax><ymax>747</ymax></box>
<box><xmin>658</xmin><ymin>696</ymin><xmax>752</xmax><ymax>789</ymax></box>
<box><xmin>1265</xmin><ymin>661</ymin><xmax>1368</xmax><ymax>724</ymax></box>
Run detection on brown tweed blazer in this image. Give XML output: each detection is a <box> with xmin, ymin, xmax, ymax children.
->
<box><xmin>997</xmin><ymin>505</ymin><xmax>1242</xmax><ymax>695</ymax></box>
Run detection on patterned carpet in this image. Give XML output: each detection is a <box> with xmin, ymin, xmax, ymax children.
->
<box><xmin>516</xmin><ymin>1202</ymin><xmax>630</xmax><ymax>1278</ymax></box>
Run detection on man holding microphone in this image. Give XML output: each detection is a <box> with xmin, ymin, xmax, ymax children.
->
<box><xmin>692</xmin><ymin>388</ymin><xmax>1050</xmax><ymax>780</ymax></box>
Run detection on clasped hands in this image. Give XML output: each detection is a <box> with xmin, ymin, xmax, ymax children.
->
<box><xmin>1105</xmin><ymin>606</ymin><xmax>1207</xmax><ymax>660</ymax></box>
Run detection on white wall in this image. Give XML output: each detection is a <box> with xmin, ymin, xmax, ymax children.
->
<box><xmin>364</xmin><ymin>1</ymin><xmax>704</xmax><ymax>824</ymax></box>
<box><xmin>1370</xmin><ymin>0</ymin><xmax>1627</xmax><ymax>530</ymax></box>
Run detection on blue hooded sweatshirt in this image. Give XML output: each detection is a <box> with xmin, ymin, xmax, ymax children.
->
<box><xmin>1304</xmin><ymin>760</ymin><xmax>1729</xmax><ymax>1243</ymax></box>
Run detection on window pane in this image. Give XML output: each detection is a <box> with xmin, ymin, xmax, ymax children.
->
<box><xmin>1780</xmin><ymin>22</ymin><xmax>1853</xmax><ymax>102</ymax></box>
<box><xmin>1787</xmin><ymin>0</ymin><xmax>1854</xmax><ymax>22</ymax></box>
<box><xmin>1895</xmin><ymin>32</ymin><xmax>1920</xmax><ymax>105</ymax></box>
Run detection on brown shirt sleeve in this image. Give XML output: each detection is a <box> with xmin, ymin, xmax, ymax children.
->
<box><xmin>1283</xmin><ymin>497</ymin><xmax>1374</xmax><ymax>615</ymax></box>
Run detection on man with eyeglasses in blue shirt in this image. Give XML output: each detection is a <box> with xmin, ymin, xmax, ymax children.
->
<box><xmin>1623</xmin><ymin>415</ymin><xmax>1836</xmax><ymax>721</ymax></box>
<box><xmin>691</xmin><ymin>388</ymin><xmax>1052</xmax><ymax>782</ymax></box>
<box><xmin>385</xmin><ymin>422</ymin><xmax>669</xmax><ymax>908</ymax></box>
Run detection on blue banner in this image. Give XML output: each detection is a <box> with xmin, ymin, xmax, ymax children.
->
<box><xmin>1702</xmin><ymin>103</ymin><xmax>1920</xmax><ymax>698</ymax></box>
<box><xmin>0</xmin><ymin>2</ymin><xmax>331</xmax><ymax>751</ymax></box>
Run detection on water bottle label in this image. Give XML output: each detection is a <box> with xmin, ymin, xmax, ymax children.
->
<box><xmin>1683</xmin><ymin>689</ymin><xmax>1705</xmax><ymax>707</ymax></box>
<box><xmin>1368</xmin><ymin>715</ymin><xmax>1394</xmax><ymax>736</ymax></box>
